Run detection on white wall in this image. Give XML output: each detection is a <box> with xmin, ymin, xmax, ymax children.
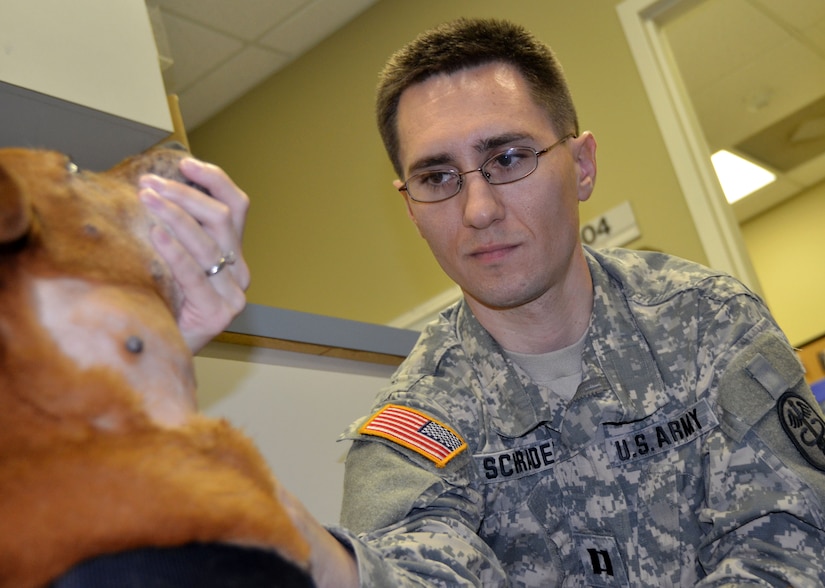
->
<box><xmin>0</xmin><ymin>0</ymin><xmax>170</xmax><ymax>127</ymax></box>
<box><xmin>0</xmin><ymin>0</ymin><xmax>174</xmax><ymax>170</ymax></box>
<box><xmin>194</xmin><ymin>342</ymin><xmax>395</xmax><ymax>525</ymax></box>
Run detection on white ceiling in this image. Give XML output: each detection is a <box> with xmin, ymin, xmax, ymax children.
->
<box><xmin>148</xmin><ymin>0</ymin><xmax>825</xmax><ymax>221</ymax></box>
<box><xmin>146</xmin><ymin>0</ymin><xmax>378</xmax><ymax>130</ymax></box>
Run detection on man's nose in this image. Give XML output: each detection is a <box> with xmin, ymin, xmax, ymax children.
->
<box><xmin>461</xmin><ymin>170</ymin><xmax>505</xmax><ymax>229</ymax></box>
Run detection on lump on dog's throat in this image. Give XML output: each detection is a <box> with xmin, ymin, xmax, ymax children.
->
<box><xmin>124</xmin><ymin>336</ymin><xmax>144</xmax><ymax>354</ymax></box>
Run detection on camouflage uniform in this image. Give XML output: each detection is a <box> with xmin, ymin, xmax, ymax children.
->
<box><xmin>330</xmin><ymin>247</ymin><xmax>825</xmax><ymax>587</ymax></box>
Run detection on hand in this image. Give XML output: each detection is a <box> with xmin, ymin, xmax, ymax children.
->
<box><xmin>139</xmin><ymin>157</ymin><xmax>250</xmax><ymax>353</ymax></box>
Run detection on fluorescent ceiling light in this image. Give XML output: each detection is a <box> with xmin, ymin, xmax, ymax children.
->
<box><xmin>710</xmin><ymin>150</ymin><xmax>776</xmax><ymax>204</ymax></box>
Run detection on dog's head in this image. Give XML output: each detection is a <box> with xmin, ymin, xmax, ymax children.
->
<box><xmin>0</xmin><ymin>145</ymin><xmax>201</xmax><ymax>430</ymax></box>
<box><xmin>0</xmin><ymin>144</ymin><xmax>194</xmax><ymax>311</ymax></box>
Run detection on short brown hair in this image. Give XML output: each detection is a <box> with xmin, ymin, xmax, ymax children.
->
<box><xmin>376</xmin><ymin>18</ymin><xmax>579</xmax><ymax>177</ymax></box>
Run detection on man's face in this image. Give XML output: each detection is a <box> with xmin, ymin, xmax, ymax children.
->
<box><xmin>394</xmin><ymin>62</ymin><xmax>596</xmax><ymax>312</ymax></box>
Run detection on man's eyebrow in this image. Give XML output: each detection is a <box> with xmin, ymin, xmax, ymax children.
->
<box><xmin>406</xmin><ymin>133</ymin><xmax>536</xmax><ymax>176</ymax></box>
<box><xmin>474</xmin><ymin>133</ymin><xmax>534</xmax><ymax>153</ymax></box>
<box><xmin>407</xmin><ymin>153</ymin><xmax>455</xmax><ymax>175</ymax></box>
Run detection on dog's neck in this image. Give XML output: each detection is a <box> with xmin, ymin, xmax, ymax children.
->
<box><xmin>31</xmin><ymin>275</ymin><xmax>197</xmax><ymax>428</ymax></box>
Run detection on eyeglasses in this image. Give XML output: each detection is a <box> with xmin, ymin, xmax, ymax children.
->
<box><xmin>398</xmin><ymin>133</ymin><xmax>575</xmax><ymax>203</ymax></box>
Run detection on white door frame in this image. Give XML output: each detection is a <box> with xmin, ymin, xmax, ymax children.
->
<box><xmin>616</xmin><ymin>0</ymin><xmax>762</xmax><ymax>292</ymax></box>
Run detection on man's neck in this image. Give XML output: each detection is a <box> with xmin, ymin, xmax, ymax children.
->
<box><xmin>465</xmin><ymin>252</ymin><xmax>593</xmax><ymax>354</ymax></box>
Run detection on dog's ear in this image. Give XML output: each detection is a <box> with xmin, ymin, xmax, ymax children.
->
<box><xmin>0</xmin><ymin>162</ymin><xmax>32</xmax><ymax>244</ymax></box>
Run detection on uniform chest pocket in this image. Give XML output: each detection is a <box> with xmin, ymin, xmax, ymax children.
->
<box><xmin>603</xmin><ymin>398</ymin><xmax>717</xmax><ymax>534</ymax></box>
<box><xmin>616</xmin><ymin>440</ymin><xmax>707</xmax><ymax>586</ymax></box>
<box><xmin>526</xmin><ymin>453</ymin><xmax>632</xmax><ymax>587</ymax></box>
<box><xmin>634</xmin><ymin>458</ymin><xmax>704</xmax><ymax>535</ymax></box>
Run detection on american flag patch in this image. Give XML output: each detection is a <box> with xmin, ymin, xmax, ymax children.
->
<box><xmin>359</xmin><ymin>404</ymin><xmax>467</xmax><ymax>467</ymax></box>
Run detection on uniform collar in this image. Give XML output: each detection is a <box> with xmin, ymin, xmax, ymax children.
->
<box><xmin>559</xmin><ymin>250</ymin><xmax>669</xmax><ymax>448</ymax></box>
<box><xmin>582</xmin><ymin>247</ymin><xmax>669</xmax><ymax>418</ymax></box>
<box><xmin>455</xmin><ymin>301</ymin><xmax>552</xmax><ymax>438</ymax></box>
<box><xmin>453</xmin><ymin>249</ymin><xmax>668</xmax><ymax>445</ymax></box>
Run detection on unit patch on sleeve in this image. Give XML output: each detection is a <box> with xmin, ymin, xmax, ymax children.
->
<box><xmin>778</xmin><ymin>391</ymin><xmax>825</xmax><ymax>471</ymax></box>
<box><xmin>359</xmin><ymin>404</ymin><xmax>467</xmax><ymax>467</ymax></box>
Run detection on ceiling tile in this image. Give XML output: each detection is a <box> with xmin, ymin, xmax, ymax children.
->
<box><xmin>750</xmin><ymin>0</ymin><xmax>825</xmax><ymax>32</ymax></box>
<box><xmin>737</xmin><ymin>96</ymin><xmax>825</xmax><ymax>172</ymax></box>
<box><xmin>258</xmin><ymin>0</ymin><xmax>377</xmax><ymax>55</ymax></box>
<box><xmin>663</xmin><ymin>0</ymin><xmax>786</xmax><ymax>92</ymax></box>
<box><xmin>156</xmin><ymin>0</ymin><xmax>308</xmax><ymax>41</ymax></box>
<box><xmin>160</xmin><ymin>11</ymin><xmax>244</xmax><ymax>91</ymax></box>
<box><xmin>178</xmin><ymin>45</ymin><xmax>290</xmax><ymax>129</ymax></box>
<box><xmin>692</xmin><ymin>38</ymin><xmax>825</xmax><ymax>149</ymax></box>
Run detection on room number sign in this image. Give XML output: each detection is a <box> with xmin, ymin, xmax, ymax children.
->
<box><xmin>580</xmin><ymin>201</ymin><xmax>640</xmax><ymax>249</ymax></box>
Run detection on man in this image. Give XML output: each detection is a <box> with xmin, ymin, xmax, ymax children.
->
<box><xmin>164</xmin><ymin>18</ymin><xmax>825</xmax><ymax>587</ymax></box>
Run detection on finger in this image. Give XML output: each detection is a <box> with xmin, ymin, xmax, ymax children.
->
<box><xmin>139</xmin><ymin>185</ymin><xmax>218</xmax><ymax>266</ymax></box>
<box><xmin>140</xmin><ymin>183</ymin><xmax>244</xmax><ymax>267</ymax></box>
<box><xmin>139</xmin><ymin>173</ymin><xmax>234</xmax><ymax>235</ymax></box>
<box><xmin>149</xmin><ymin>223</ymin><xmax>244</xmax><ymax>352</ymax></box>
<box><xmin>179</xmin><ymin>158</ymin><xmax>249</xmax><ymax>232</ymax></box>
<box><xmin>138</xmin><ymin>175</ymin><xmax>249</xmax><ymax>290</ymax></box>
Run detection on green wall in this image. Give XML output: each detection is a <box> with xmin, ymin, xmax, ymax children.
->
<box><xmin>741</xmin><ymin>180</ymin><xmax>825</xmax><ymax>346</ymax></box>
<box><xmin>189</xmin><ymin>0</ymin><xmax>707</xmax><ymax>325</ymax></box>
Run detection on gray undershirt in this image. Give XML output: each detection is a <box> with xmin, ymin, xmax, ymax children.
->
<box><xmin>504</xmin><ymin>331</ymin><xmax>586</xmax><ymax>401</ymax></box>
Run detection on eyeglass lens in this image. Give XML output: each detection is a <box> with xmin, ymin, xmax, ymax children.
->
<box><xmin>407</xmin><ymin>147</ymin><xmax>538</xmax><ymax>202</ymax></box>
<box><xmin>404</xmin><ymin>135</ymin><xmax>572</xmax><ymax>202</ymax></box>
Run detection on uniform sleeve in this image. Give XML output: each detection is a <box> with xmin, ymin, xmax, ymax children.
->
<box><xmin>694</xmin><ymin>291</ymin><xmax>825</xmax><ymax>586</ymax></box>
<box><xmin>331</xmin><ymin>439</ymin><xmax>508</xmax><ymax>587</ymax></box>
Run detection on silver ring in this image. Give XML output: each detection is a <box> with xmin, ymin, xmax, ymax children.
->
<box><xmin>205</xmin><ymin>252</ymin><xmax>236</xmax><ymax>277</ymax></box>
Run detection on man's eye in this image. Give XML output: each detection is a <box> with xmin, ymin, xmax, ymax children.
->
<box><xmin>420</xmin><ymin>171</ymin><xmax>455</xmax><ymax>186</ymax></box>
<box><xmin>493</xmin><ymin>150</ymin><xmax>524</xmax><ymax>168</ymax></box>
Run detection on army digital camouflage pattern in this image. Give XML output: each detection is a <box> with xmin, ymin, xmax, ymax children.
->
<box><xmin>329</xmin><ymin>247</ymin><xmax>825</xmax><ymax>587</ymax></box>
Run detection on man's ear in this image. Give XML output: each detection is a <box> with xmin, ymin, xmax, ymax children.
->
<box><xmin>573</xmin><ymin>132</ymin><xmax>597</xmax><ymax>203</ymax></box>
<box><xmin>393</xmin><ymin>179</ymin><xmax>422</xmax><ymax>235</ymax></box>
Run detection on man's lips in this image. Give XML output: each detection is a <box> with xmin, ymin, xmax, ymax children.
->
<box><xmin>468</xmin><ymin>243</ymin><xmax>519</xmax><ymax>262</ymax></box>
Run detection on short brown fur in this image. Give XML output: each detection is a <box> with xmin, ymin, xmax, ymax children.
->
<box><xmin>0</xmin><ymin>147</ymin><xmax>309</xmax><ymax>588</ymax></box>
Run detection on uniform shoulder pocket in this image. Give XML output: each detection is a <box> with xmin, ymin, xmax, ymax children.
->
<box><xmin>717</xmin><ymin>329</ymin><xmax>805</xmax><ymax>443</ymax></box>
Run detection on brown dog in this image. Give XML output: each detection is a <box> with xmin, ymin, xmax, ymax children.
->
<box><xmin>0</xmin><ymin>147</ymin><xmax>309</xmax><ymax>587</ymax></box>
